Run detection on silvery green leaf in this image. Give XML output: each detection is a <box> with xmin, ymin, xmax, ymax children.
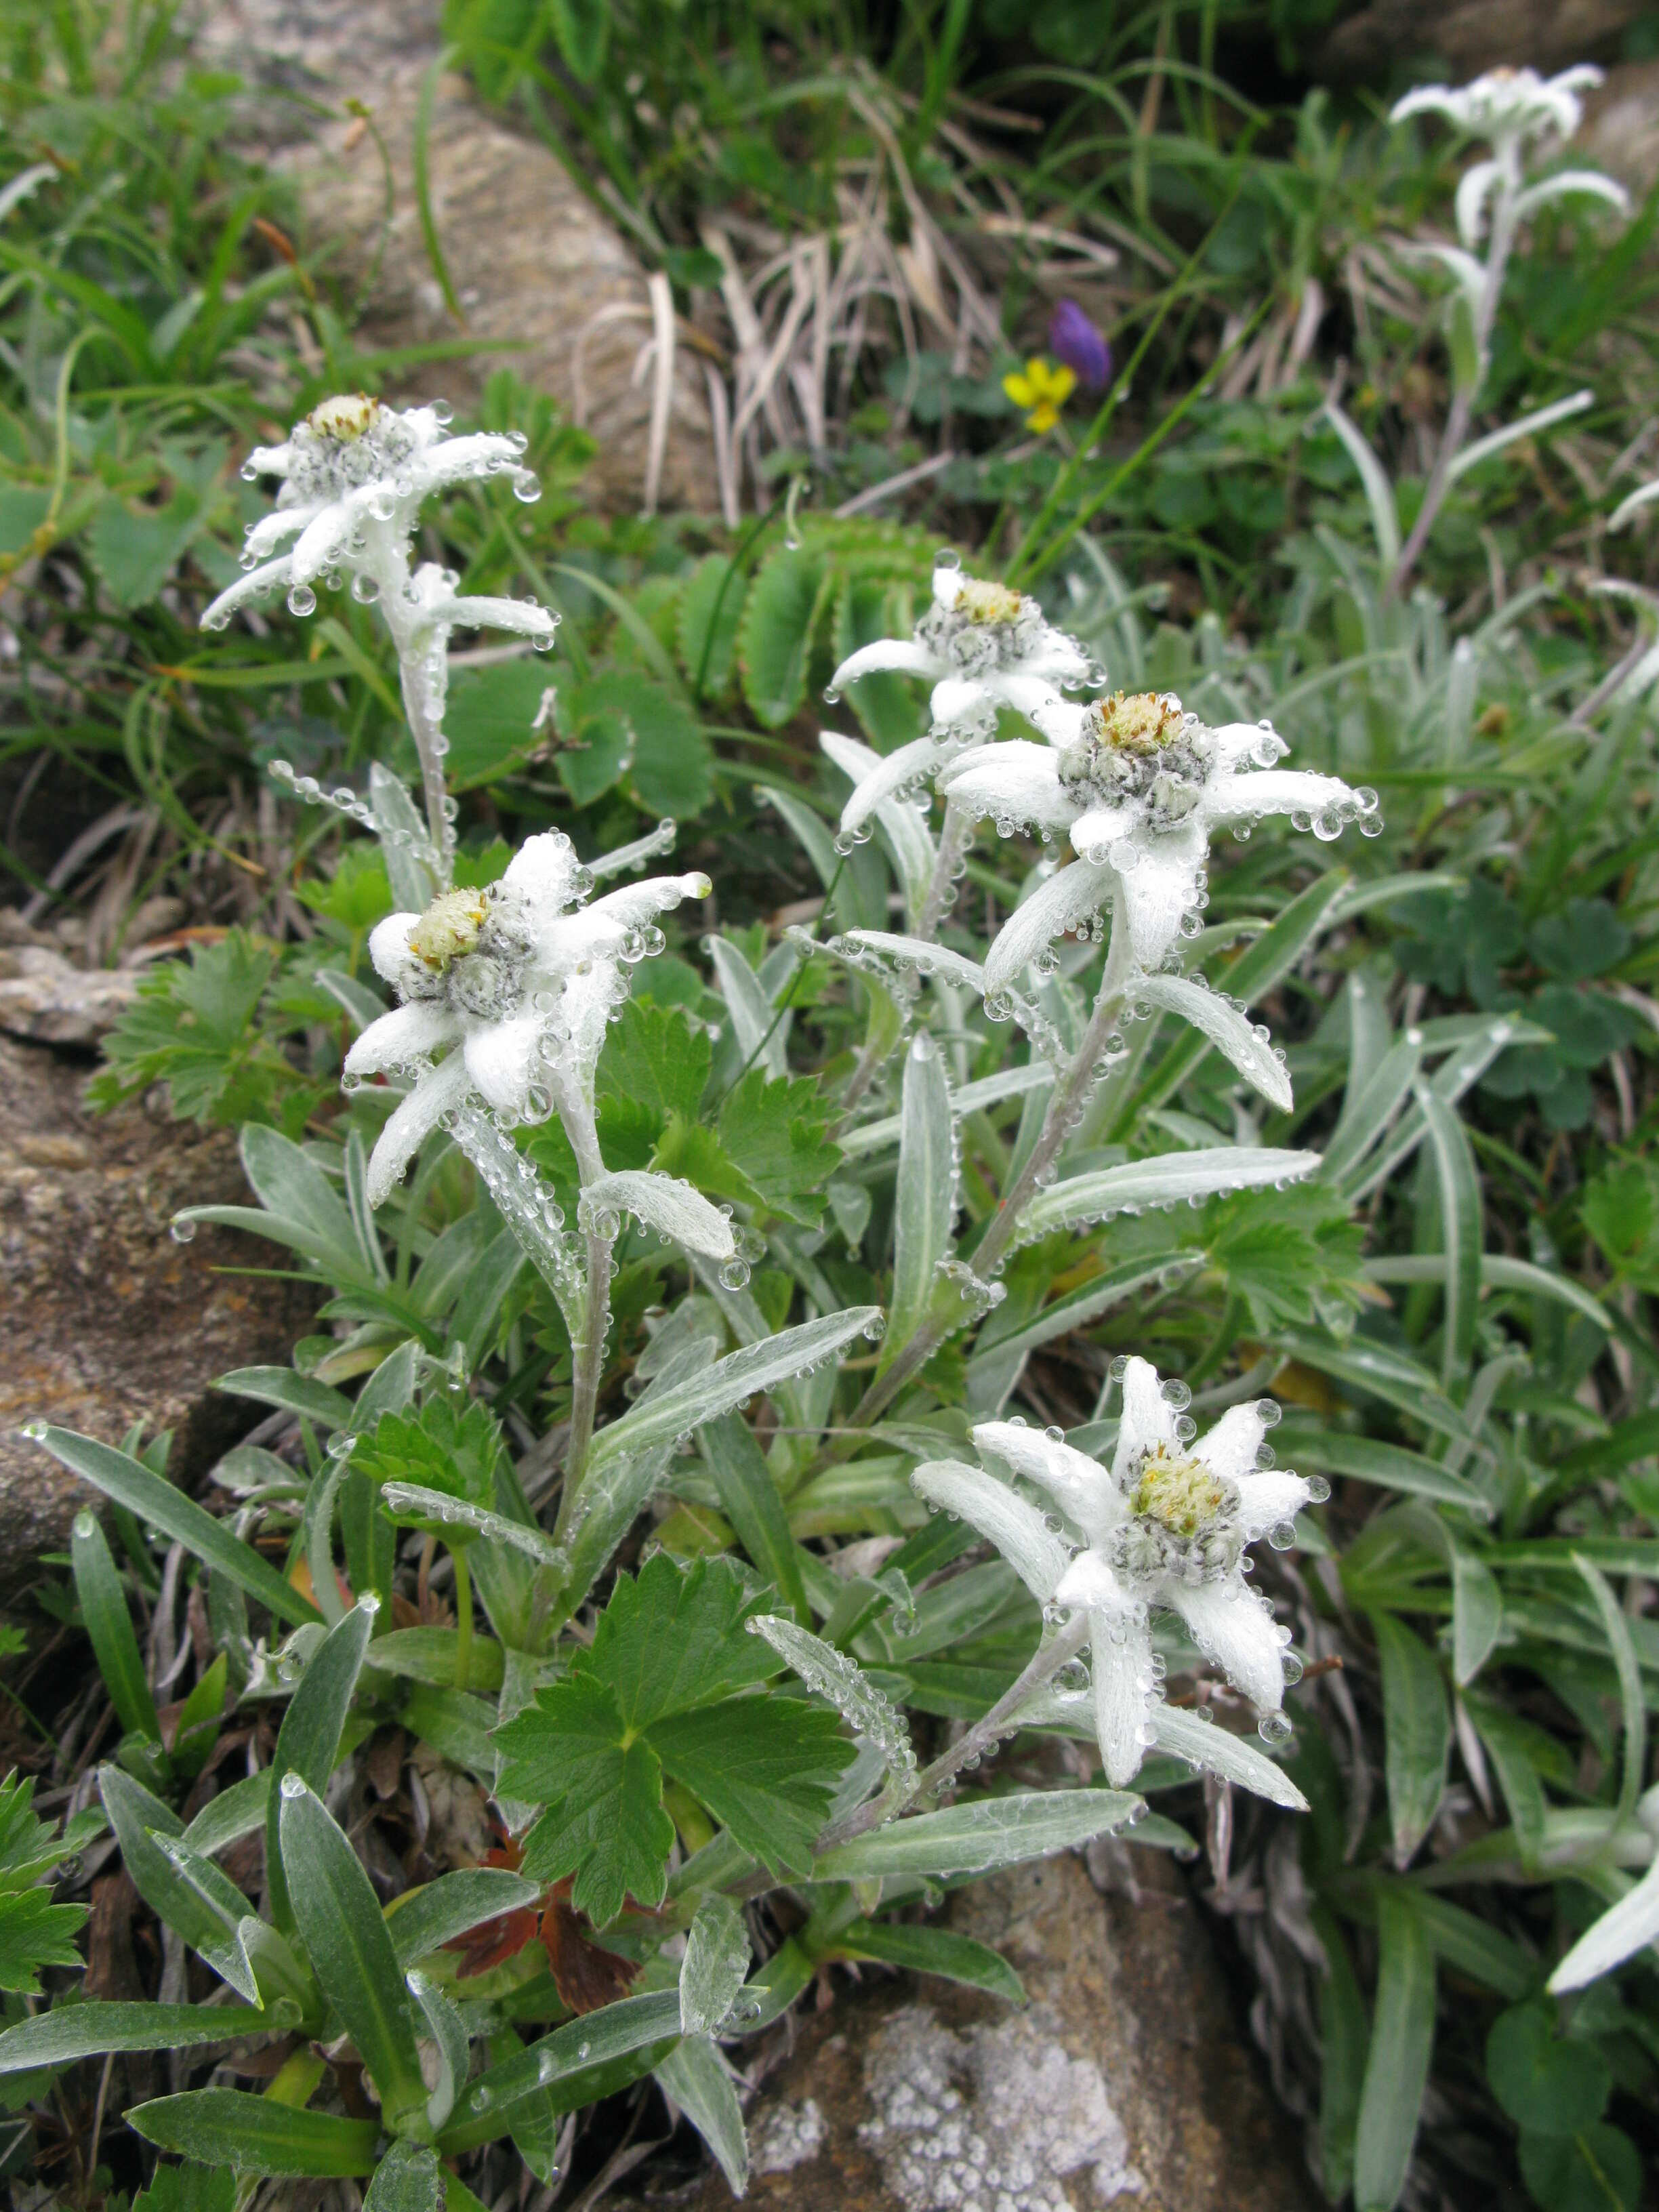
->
<box><xmin>1323</xmin><ymin>1033</ymin><xmax>1422</xmax><ymax>1189</ymax></box>
<box><xmin>844</xmin><ymin>928</ymin><xmax>987</xmax><ymax>995</ymax></box>
<box><xmin>655</xmin><ymin>2035</ymin><xmax>749</xmax><ymax>2198</ymax></box>
<box><xmin>1322</xmin><ymin>401</ymin><xmax>1401</xmax><ymax>566</ymax></box>
<box><xmin>407</xmin><ymin>1968</ymin><xmax>470</xmax><ymax>2131</ymax></box>
<box><xmin>1513</xmin><ymin>168</ymin><xmax>1629</xmax><ymax>224</ymax></box>
<box><xmin>584</xmin><ymin>1308</ymin><xmax>882</xmax><ymax>1477</ymax></box>
<box><xmin>747</xmin><ymin>1614</ymin><xmax>916</xmax><ymax>1780</ymax></box>
<box><xmin>1548</xmin><ymin>1852</ymin><xmax>1659</xmax><ymax>1992</ymax></box>
<box><xmin>811</xmin><ymin>1790</ymin><xmax>1141</xmax><ymax>1880</ymax></box>
<box><xmin>821</xmin><ymin>731</ymin><xmax>936</xmax><ymax>924</ymax></box>
<box><xmin>1446</xmin><ymin>390</ymin><xmax>1593</xmax><ymax>485</ymax></box>
<box><xmin>884</xmin><ymin>1036</ymin><xmax>956</xmax><ymax>1368</ymax></box>
<box><xmin>388</xmin><ymin>1868</ymin><xmax>542</xmax><ymax>1968</ymax></box>
<box><xmin>364</xmin><ymin>2142</ymin><xmax>445</xmax><ymax>2212</ymax></box>
<box><xmin>240</xmin><ymin>1124</ymin><xmax>372</xmax><ymax>1279</ymax></box>
<box><xmin>0</xmin><ymin>2000</ymin><xmax>274</xmax><ymax>2074</ymax></box>
<box><xmin>581</xmin><ymin>1169</ymin><xmax>737</xmax><ymax>1261</ymax></box>
<box><xmin>369</xmin><ymin>761</ymin><xmax>438</xmax><ymax>913</ymax></box>
<box><xmin>314</xmin><ymin>965</ymin><xmax>392</xmax><ymax>1035</ymax></box>
<box><xmin>709</xmin><ymin>935</ymin><xmax>787</xmax><ymax>1076</ymax></box>
<box><xmin>1016</xmin><ymin>1147</ymin><xmax>1319</xmax><ymax>1244</ymax></box>
<box><xmin>1136</xmin><ymin>973</ymin><xmax>1292</xmax><ymax>1111</ymax></box>
<box><xmin>1413</xmin><ymin>1080</ymin><xmax>1482</xmax><ymax>1385</ymax></box>
<box><xmin>181</xmin><ymin>1771</ymin><xmax>270</xmax><ymax>1857</ymax></box>
<box><xmin>377</xmin><ymin>1485</ymin><xmax>569</xmax><ymax>1570</ymax></box>
<box><xmin>838</xmin><ymin>1063</ymin><xmax>1052</xmax><ymax>1160</ymax></box>
<box><xmin>1153</xmin><ymin>1705</ymin><xmax>1309</xmax><ymax>1809</ymax></box>
<box><xmin>678</xmin><ymin>1894</ymin><xmax>752</xmax><ymax>2037</ymax></box>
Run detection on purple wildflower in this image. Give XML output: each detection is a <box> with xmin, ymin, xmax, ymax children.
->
<box><xmin>1048</xmin><ymin>300</ymin><xmax>1111</xmax><ymax>392</ymax></box>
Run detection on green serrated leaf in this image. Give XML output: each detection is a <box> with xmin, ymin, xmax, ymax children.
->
<box><xmin>739</xmin><ymin>546</ymin><xmax>827</xmax><ymax>726</ymax></box>
<box><xmin>714</xmin><ymin>1066</ymin><xmax>842</xmax><ymax>1227</ymax></box>
<box><xmin>679</xmin><ymin>552</ymin><xmax>744</xmax><ymax>698</ymax></box>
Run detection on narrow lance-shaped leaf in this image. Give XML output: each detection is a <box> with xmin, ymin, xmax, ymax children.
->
<box><xmin>1414</xmin><ymin>1080</ymin><xmax>1482</xmax><ymax>1387</ymax></box>
<box><xmin>267</xmin><ymin>1599</ymin><xmax>377</xmax><ymax>1934</ymax></box>
<box><xmin>882</xmin><ymin>1033</ymin><xmax>957</xmax><ymax>1372</ymax></box>
<box><xmin>582</xmin><ymin>1308</ymin><xmax>882</xmax><ymax>1479</ymax></box>
<box><xmin>70</xmin><ymin>1509</ymin><xmax>160</xmax><ymax>1742</ymax></box>
<box><xmin>364</xmin><ymin>2142</ymin><xmax>445</xmax><ymax>2212</ymax></box>
<box><xmin>0</xmin><ymin>2001</ymin><xmax>275</xmax><ymax>2074</ymax></box>
<box><xmin>679</xmin><ymin>1893</ymin><xmax>752</xmax><ymax>2038</ymax></box>
<box><xmin>811</xmin><ymin>1790</ymin><xmax>1142</xmax><ymax>1880</ymax></box>
<box><xmin>1371</xmin><ymin>1612</ymin><xmax>1450</xmax><ymax>1864</ymax></box>
<box><xmin>1015</xmin><ymin>1149</ymin><xmax>1321</xmax><ymax>1246</ymax></box>
<box><xmin>126</xmin><ymin>2091</ymin><xmax>380</xmax><ymax>2177</ymax></box>
<box><xmin>28</xmin><ymin>1429</ymin><xmax>321</xmax><ymax>1629</ymax></box>
<box><xmin>277</xmin><ymin>1778</ymin><xmax>429</xmax><ymax>2132</ymax></box>
<box><xmin>656</xmin><ymin>2034</ymin><xmax>749</xmax><ymax>2198</ymax></box>
<box><xmin>1136</xmin><ymin>972</ymin><xmax>1293</xmax><ymax>1111</ymax></box>
<box><xmin>1353</xmin><ymin>1888</ymin><xmax>1435</xmax><ymax>2212</ymax></box>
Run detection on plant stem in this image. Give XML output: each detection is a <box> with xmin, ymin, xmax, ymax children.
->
<box><xmin>1386</xmin><ymin>165</ymin><xmax>1519</xmax><ymax>600</ymax></box>
<box><xmin>845</xmin><ymin>898</ymin><xmax>1136</xmax><ymax>1431</ymax></box>
<box><xmin>451</xmin><ymin>1547</ymin><xmax>473</xmax><ymax>1688</ymax></box>
<box><xmin>816</xmin><ymin>1614</ymin><xmax>1092</xmax><ymax>1850</ymax></box>
<box><xmin>556</xmin><ymin>1105</ymin><xmax>615</xmax><ymax>1535</ymax></box>
<box><xmin>365</xmin><ymin>518</ymin><xmax>452</xmax><ymax>880</ymax></box>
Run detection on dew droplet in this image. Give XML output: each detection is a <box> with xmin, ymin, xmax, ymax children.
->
<box><xmin>279</xmin><ymin>1771</ymin><xmax>306</xmax><ymax>1800</ymax></box>
<box><xmin>169</xmin><ymin>1216</ymin><xmax>197</xmax><ymax>1244</ymax></box>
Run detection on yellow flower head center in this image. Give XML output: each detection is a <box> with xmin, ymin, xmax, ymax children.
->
<box><xmin>1090</xmin><ymin>690</ymin><xmax>1186</xmax><ymax>757</ymax></box>
<box><xmin>957</xmin><ymin>579</ymin><xmax>1025</xmax><ymax>626</ymax></box>
<box><xmin>1131</xmin><ymin>1445</ymin><xmax>1230</xmax><ymax>1539</ymax></box>
<box><xmin>306</xmin><ymin>393</ymin><xmax>384</xmax><ymax>443</ymax></box>
<box><xmin>409</xmin><ymin>888</ymin><xmax>487</xmax><ymax>972</ymax></box>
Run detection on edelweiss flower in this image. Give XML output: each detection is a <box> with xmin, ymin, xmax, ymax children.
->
<box><xmin>345</xmin><ymin>831</ymin><xmax>708</xmax><ymax>1204</ymax></box>
<box><xmin>944</xmin><ymin>689</ymin><xmax>1376</xmax><ymax>976</ymax></box>
<box><xmin>201</xmin><ymin>394</ymin><xmax>552</xmax><ymax>636</ymax></box>
<box><xmin>1391</xmin><ymin>64</ymin><xmax>1603</xmax><ymax>149</ymax></box>
<box><xmin>1391</xmin><ymin>65</ymin><xmax>1626</xmax><ymax>254</ymax></box>
<box><xmin>825</xmin><ymin>561</ymin><xmax>1095</xmax><ymax>842</ymax></box>
<box><xmin>914</xmin><ymin>1358</ymin><xmax>1324</xmax><ymax>1787</ymax></box>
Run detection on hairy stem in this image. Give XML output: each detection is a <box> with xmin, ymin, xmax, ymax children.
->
<box><xmin>846</xmin><ymin>899</ymin><xmax>1136</xmax><ymax>1433</ymax></box>
<box><xmin>1386</xmin><ymin>172</ymin><xmax>1519</xmax><ymax>601</ymax></box>
<box><xmin>555</xmin><ymin>1102</ymin><xmax>615</xmax><ymax>1536</ymax></box>
<box><xmin>451</xmin><ymin>1546</ymin><xmax>474</xmax><ymax>1689</ymax></box>
<box><xmin>366</xmin><ymin>518</ymin><xmax>452</xmax><ymax>880</ymax></box>
<box><xmin>816</xmin><ymin>1614</ymin><xmax>1092</xmax><ymax>1850</ymax></box>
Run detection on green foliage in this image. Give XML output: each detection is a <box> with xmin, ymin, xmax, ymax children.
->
<box><xmin>0</xmin><ymin>1774</ymin><xmax>92</xmax><ymax>1996</ymax></box>
<box><xmin>496</xmin><ymin>1554</ymin><xmax>851</xmax><ymax>1921</ymax></box>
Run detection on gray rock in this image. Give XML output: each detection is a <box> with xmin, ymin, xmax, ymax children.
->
<box><xmin>186</xmin><ymin>0</ymin><xmax>720</xmax><ymax>515</ymax></box>
<box><xmin>1584</xmin><ymin>62</ymin><xmax>1659</xmax><ymax>201</ymax></box>
<box><xmin>0</xmin><ymin>1037</ymin><xmax>316</xmax><ymax>1595</ymax></box>
<box><xmin>1313</xmin><ymin>0</ymin><xmax>1646</xmax><ymax>84</ymax></box>
<box><xmin>0</xmin><ymin>946</ymin><xmax>138</xmax><ymax>1048</ymax></box>
<box><xmin>646</xmin><ymin>1849</ymin><xmax>1317</xmax><ymax>2211</ymax></box>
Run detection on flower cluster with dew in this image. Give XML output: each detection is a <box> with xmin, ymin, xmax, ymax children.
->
<box><xmin>203</xmin><ymin>393</ymin><xmax>556</xmax><ymax>878</ymax></box>
<box><xmin>347</xmin><ymin>830</ymin><xmax>710</xmax><ymax>1206</ymax></box>
<box><xmin>823</xmin><ymin>556</ymin><xmax>1098</xmax><ymax>845</ymax></box>
<box><xmin>912</xmin><ymin>1357</ymin><xmax>1326</xmax><ymax>1792</ymax></box>
<box><xmin>957</xmin><ymin>692</ymin><xmax>1378</xmax><ymax>976</ymax></box>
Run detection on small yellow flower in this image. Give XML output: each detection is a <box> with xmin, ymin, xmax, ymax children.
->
<box><xmin>1002</xmin><ymin>356</ymin><xmax>1077</xmax><ymax>434</ymax></box>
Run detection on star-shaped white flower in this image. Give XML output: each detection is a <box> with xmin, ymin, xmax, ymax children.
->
<box><xmin>345</xmin><ymin>831</ymin><xmax>708</xmax><ymax>1205</ymax></box>
<box><xmin>825</xmin><ymin>562</ymin><xmax>1095</xmax><ymax>841</ymax></box>
<box><xmin>201</xmin><ymin>394</ymin><xmax>554</xmax><ymax>639</ymax></box>
<box><xmin>1391</xmin><ymin>64</ymin><xmax>1603</xmax><ymax>150</ymax></box>
<box><xmin>943</xmin><ymin>689</ymin><xmax>1376</xmax><ymax>976</ymax></box>
<box><xmin>914</xmin><ymin>1358</ymin><xmax>1321</xmax><ymax>1788</ymax></box>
